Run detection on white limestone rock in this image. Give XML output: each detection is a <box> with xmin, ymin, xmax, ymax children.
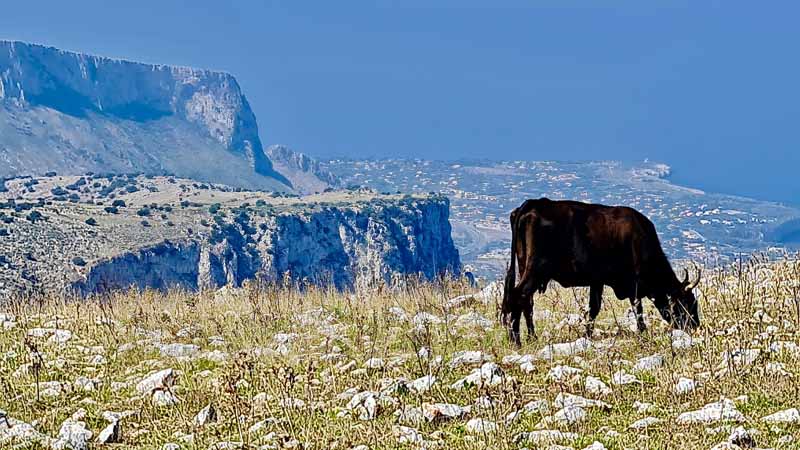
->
<box><xmin>516</xmin><ymin>430</ymin><xmax>579</xmax><ymax>445</ymax></box>
<box><xmin>633</xmin><ymin>354</ymin><xmax>664</xmax><ymax>372</ymax></box>
<box><xmin>554</xmin><ymin>393</ymin><xmax>611</xmax><ymax>411</ymax></box>
<box><xmin>451</xmin><ymin>362</ymin><xmax>504</xmax><ymax>390</ymax></box>
<box><xmin>0</xmin><ymin>415</ymin><xmax>51</xmax><ymax>447</ymax></box>
<box><xmin>727</xmin><ymin>426</ymin><xmax>755</xmax><ymax>447</ymax></box>
<box><xmin>449</xmin><ymin>350</ymin><xmax>492</xmax><ymax>368</ymax></box>
<box><xmin>585</xmin><ymin>376</ymin><xmax>612</xmax><ymax>397</ymax></box>
<box><xmin>363</xmin><ymin>358</ymin><xmax>385</xmax><ymax>369</ymax></box>
<box><xmin>465</xmin><ymin>418</ymin><xmax>497</xmax><ymax>434</ymax></box>
<box><xmin>676</xmin><ymin>398</ymin><xmax>745</xmax><ymax>425</ymax></box>
<box><xmin>392</xmin><ymin>425</ymin><xmax>423</xmax><ymax>444</ymax></box>
<box><xmin>633</xmin><ymin>401</ymin><xmax>655</xmax><ymax>414</ymax></box>
<box><xmin>582</xmin><ymin>442</ymin><xmax>608</xmax><ymax>450</ymax></box>
<box><xmin>671</xmin><ymin>330</ymin><xmax>697</xmax><ymax>350</ymax></box>
<box><xmin>159</xmin><ymin>343</ymin><xmax>200</xmax><ymax>358</ymax></box>
<box><xmin>194</xmin><ymin>404</ymin><xmax>217</xmax><ymax>426</ymax></box>
<box><xmin>761</xmin><ymin>408</ymin><xmax>800</xmax><ymax>424</ymax></box>
<box><xmin>136</xmin><ymin>368</ymin><xmax>176</xmax><ymax>394</ymax></box>
<box><xmin>455</xmin><ymin>312</ymin><xmax>494</xmax><ymax>330</ymax></box>
<box><xmin>412</xmin><ymin>312</ymin><xmax>443</xmax><ymax>327</ymax></box>
<box><xmin>422</xmin><ymin>403</ymin><xmax>468</xmax><ymax>422</ymax></box>
<box><xmin>547</xmin><ymin>365</ymin><xmax>583</xmax><ymax>382</ymax></box>
<box><xmin>152</xmin><ymin>389</ymin><xmax>180</xmax><ymax>407</ymax></box>
<box><xmin>408</xmin><ymin>375</ymin><xmax>436</xmax><ymax>394</ymax></box>
<box><xmin>552</xmin><ymin>405</ymin><xmax>588</xmax><ymax>425</ymax></box>
<box><xmin>611</xmin><ymin>370</ymin><xmax>640</xmax><ymax>385</ymax></box>
<box><xmin>629</xmin><ymin>417</ymin><xmax>662</xmax><ymax>430</ymax></box>
<box><xmin>674</xmin><ymin>377</ymin><xmax>697</xmax><ymax>395</ymax></box>
<box><xmin>537</xmin><ymin>338</ymin><xmax>592</xmax><ymax>361</ymax></box>
<box><xmin>346</xmin><ymin>391</ymin><xmax>381</xmax><ymax>421</ymax></box>
<box><xmin>96</xmin><ymin>421</ymin><xmax>121</xmax><ymax>444</ymax></box>
<box><xmin>394</xmin><ymin>406</ymin><xmax>425</xmax><ymax>426</ymax></box>
<box><xmin>51</xmin><ymin>419</ymin><xmax>92</xmax><ymax>450</ymax></box>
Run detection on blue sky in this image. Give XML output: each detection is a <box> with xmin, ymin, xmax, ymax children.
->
<box><xmin>2</xmin><ymin>1</ymin><xmax>798</xmax><ymax>204</ymax></box>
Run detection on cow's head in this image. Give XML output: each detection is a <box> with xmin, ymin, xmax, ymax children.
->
<box><xmin>501</xmin><ymin>271</ymin><xmax>519</xmax><ymax>326</ymax></box>
<box><xmin>501</xmin><ymin>208</ymin><xmax>521</xmax><ymax>327</ymax></box>
<box><xmin>669</xmin><ymin>268</ymin><xmax>701</xmax><ymax>330</ymax></box>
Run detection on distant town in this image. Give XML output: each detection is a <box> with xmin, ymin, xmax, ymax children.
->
<box><xmin>325</xmin><ymin>159</ymin><xmax>798</xmax><ymax>279</ymax></box>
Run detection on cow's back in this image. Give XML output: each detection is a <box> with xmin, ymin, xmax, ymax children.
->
<box><xmin>512</xmin><ymin>199</ymin><xmax>665</xmax><ymax>288</ymax></box>
<box><xmin>512</xmin><ymin>199</ymin><xmax>595</xmax><ymax>287</ymax></box>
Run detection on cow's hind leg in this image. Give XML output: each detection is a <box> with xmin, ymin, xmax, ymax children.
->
<box><xmin>585</xmin><ymin>284</ymin><xmax>603</xmax><ymax>338</ymax></box>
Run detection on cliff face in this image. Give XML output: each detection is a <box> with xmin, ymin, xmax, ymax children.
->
<box><xmin>72</xmin><ymin>241</ymin><xmax>203</xmax><ymax>294</ymax></box>
<box><xmin>0</xmin><ymin>41</ymin><xmax>289</xmax><ymax>190</ymax></box>
<box><xmin>68</xmin><ymin>195</ymin><xmax>460</xmax><ymax>296</ymax></box>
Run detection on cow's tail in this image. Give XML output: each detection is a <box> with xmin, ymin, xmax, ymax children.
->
<box><xmin>501</xmin><ymin>209</ymin><xmax>518</xmax><ymax>325</ymax></box>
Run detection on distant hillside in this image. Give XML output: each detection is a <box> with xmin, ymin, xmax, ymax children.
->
<box><xmin>266</xmin><ymin>145</ymin><xmax>340</xmax><ymax>194</ymax></box>
<box><xmin>0</xmin><ymin>41</ymin><xmax>290</xmax><ymax>191</ymax></box>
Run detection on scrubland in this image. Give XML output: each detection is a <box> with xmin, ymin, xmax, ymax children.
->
<box><xmin>2</xmin><ymin>256</ymin><xmax>800</xmax><ymax>449</ymax></box>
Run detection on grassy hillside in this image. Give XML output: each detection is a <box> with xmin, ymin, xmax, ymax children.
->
<box><xmin>1</xmin><ymin>257</ymin><xmax>799</xmax><ymax>449</ymax></box>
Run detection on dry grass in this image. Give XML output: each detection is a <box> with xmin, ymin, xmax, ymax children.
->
<box><xmin>2</xmin><ymin>256</ymin><xmax>800</xmax><ymax>449</ymax></box>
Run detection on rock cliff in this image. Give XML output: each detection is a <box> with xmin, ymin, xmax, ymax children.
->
<box><xmin>266</xmin><ymin>145</ymin><xmax>340</xmax><ymax>194</ymax></box>
<box><xmin>0</xmin><ymin>175</ymin><xmax>460</xmax><ymax>298</ymax></box>
<box><xmin>0</xmin><ymin>41</ymin><xmax>289</xmax><ymax>190</ymax></box>
<box><xmin>73</xmin><ymin>196</ymin><xmax>459</xmax><ymax>295</ymax></box>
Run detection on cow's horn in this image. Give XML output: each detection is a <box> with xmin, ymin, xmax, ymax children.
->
<box><xmin>681</xmin><ymin>268</ymin><xmax>689</xmax><ymax>285</ymax></box>
<box><xmin>690</xmin><ymin>267</ymin><xmax>702</xmax><ymax>289</ymax></box>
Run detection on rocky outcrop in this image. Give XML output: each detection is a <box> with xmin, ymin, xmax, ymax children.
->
<box><xmin>266</xmin><ymin>145</ymin><xmax>340</xmax><ymax>194</ymax></box>
<box><xmin>71</xmin><ymin>195</ymin><xmax>460</xmax><ymax>295</ymax></box>
<box><xmin>0</xmin><ymin>41</ymin><xmax>289</xmax><ymax>190</ymax></box>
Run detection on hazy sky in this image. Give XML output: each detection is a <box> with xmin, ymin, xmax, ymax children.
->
<box><xmin>2</xmin><ymin>1</ymin><xmax>798</xmax><ymax>204</ymax></box>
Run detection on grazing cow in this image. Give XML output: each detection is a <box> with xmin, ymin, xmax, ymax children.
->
<box><xmin>501</xmin><ymin>198</ymin><xmax>700</xmax><ymax>346</ymax></box>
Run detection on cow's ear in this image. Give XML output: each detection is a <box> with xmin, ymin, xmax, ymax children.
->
<box><xmin>681</xmin><ymin>269</ymin><xmax>690</xmax><ymax>287</ymax></box>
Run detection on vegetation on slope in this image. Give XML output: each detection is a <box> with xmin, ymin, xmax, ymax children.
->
<box><xmin>1</xmin><ymin>257</ymin><xmax>800</xmax><ymax>449</ymax></box>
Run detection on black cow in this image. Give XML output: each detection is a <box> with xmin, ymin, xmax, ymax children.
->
<box><xmin>501</xmin><ymin>198</ymin><xmax>700</xmax><ymax>346</ymax></box>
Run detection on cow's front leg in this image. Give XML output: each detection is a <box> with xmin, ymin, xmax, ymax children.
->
<box><xmin>508</xmin><ymin>308</ymin><xmax>523</xmax><ymax>347</ymax></box>
<box><xmin>523</xmin><ymin>300</ymin><xmax>536</xmax><ymax>341</ymax></box>
<box><xmin>630</xmin><ymin>297</ymin><xmax>646</xmax><ymax>332</ymax></box>
<box><xmin>585</xmin><ymin>284</ymin><xmax>603</xmax><ymax>338</ymax></box>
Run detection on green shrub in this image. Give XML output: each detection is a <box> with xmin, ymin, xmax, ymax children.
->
<box><xmin>26</xmin><ymin>211</ymin><xmax>44</xmax><ymax>223</ymax></box>
<box><xmin>72</xmin><ymin>257</ymin><xmax>87</xmax><ymax>266</ymax></box>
